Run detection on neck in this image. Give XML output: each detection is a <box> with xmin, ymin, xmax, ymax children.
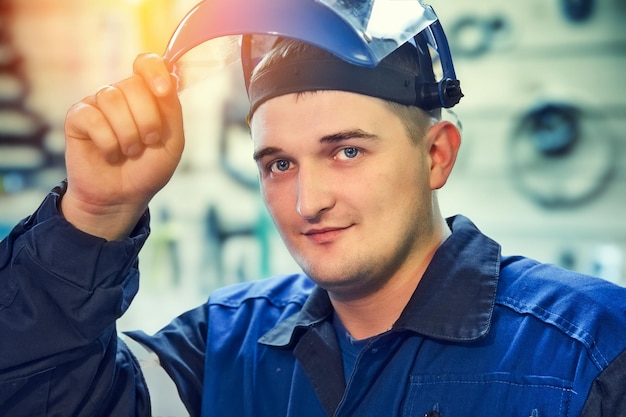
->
<box><xmin>330</xmin><ymin>285</ymin><xmax>412</xmax><ymax>340</ymax></box>
<box><xmin>331</xmin><ymin>216</ymin><xmax>450</xmax><ymax>340</ymax></box>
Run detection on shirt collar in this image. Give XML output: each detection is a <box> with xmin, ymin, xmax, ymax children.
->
<box><xmin>395</xmin><ymin>215</ymin><xmax>500</xmax><ymax>341</ymax></box>
<box><xmin>259</xmin><ymin>215</ymin><xmax>501</xmax><ymax>347</ymax></box>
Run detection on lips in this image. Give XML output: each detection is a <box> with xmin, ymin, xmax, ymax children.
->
<box><xmin>303</xmin><ymin>225</ymin><xmax>352</xmax><ymax>244</ymax></box>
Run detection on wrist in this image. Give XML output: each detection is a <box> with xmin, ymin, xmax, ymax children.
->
<box><xmin>60</xmin><ymin>190</ymin><xmax>148</xmax><ymax>241</ymax></box>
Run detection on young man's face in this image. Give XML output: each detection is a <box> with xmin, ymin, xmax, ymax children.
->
<box><xmin>251</xmin><ymin>91</ymin><xmax>439</xmax><ymax>299</ymax></box>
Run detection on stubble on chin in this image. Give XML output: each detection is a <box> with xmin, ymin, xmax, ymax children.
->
<box><xmin>296</xmin><ymin>255</ymin><xmax>387</xmax><ymax>301</ymax></box>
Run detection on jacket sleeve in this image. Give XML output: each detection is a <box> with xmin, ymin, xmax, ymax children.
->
<box><xmin>581</xmin><ymin>347</ymin><xmax>626</xmax><ymax>417</ymax></box>
<box><xmin>0</xmin><ymin>181</ymin><xmax>152</xmax><ymax>417</ymax></box>
<box><xmin>126</xmin><ymin>304</ymin><xmax>209</xmax><ymax>417</ymax></box>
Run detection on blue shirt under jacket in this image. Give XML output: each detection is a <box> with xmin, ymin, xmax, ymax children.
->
<box><xmin>1</xmin><ymin>182</ymin><xmax>626</xmax><ymax>417</ymax></box>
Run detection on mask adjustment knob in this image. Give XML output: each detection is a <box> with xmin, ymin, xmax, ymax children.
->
<box><xmin>439</xmin><ymin>78</ymin><xmax>463</xmax><ymax>108</ymax></box>
<box><xmin>418</xmin><ymin>79</ymin><xmax>463</xmax><ymax>110</ymax></box>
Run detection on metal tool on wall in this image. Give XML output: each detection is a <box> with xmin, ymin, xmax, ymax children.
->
<box><xmin>446</xmin><ymin>14</ymin><xmax>513</xmax><ymax>59</ymax></box>
<box><xmin>508</xmin><ymin>101</ymin><xmax>616</xmax><ymax>208</ymax></box>
<box><xmin>560</xmin><ymin>0</ymin><xmax>595</xmax><ymax>22</ymax></box>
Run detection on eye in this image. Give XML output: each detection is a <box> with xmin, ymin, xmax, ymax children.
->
<box><xmin>336</xmin><ymin>147</ymin><xmax>361</xmax><ymax>160</ymax></box>
<box><xmin>268</xmin><ymin>159</ymin><xmax>292</xmax><ymax>173</ymax></box>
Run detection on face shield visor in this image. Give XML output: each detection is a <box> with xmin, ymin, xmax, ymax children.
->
<box><xmin>164</xmin><ymin>0</ymin><xmax>462</xmax><ymax>112</ymax></box>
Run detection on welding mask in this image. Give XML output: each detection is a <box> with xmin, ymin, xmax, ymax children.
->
<box><xmin>164</xmin><ymin>0</ymin><xmax>462</xmax><ymax>114</ymax></box>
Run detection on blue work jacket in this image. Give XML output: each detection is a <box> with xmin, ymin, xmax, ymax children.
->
<box><xmin>1</xmin><ymin>182</ymin><xmax>626</xmax><ymax>416</ymax></box>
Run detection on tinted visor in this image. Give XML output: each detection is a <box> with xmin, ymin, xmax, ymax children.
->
<box><xmin>164</xmin><ymin>0</ymin><xmax>436</xmax><ymax>68</ymax></box>
<box><xmin>163</xmin><ymin>0</ymin><xmax>460</xmax><ymax>110</ymax></box>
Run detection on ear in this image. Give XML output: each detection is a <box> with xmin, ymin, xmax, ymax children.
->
<box><xmin>426</xmin><ymin>121</ymin><xmax>461</xmax><ymax>190</ymax></box>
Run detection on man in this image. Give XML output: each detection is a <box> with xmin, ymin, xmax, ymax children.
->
<box><xmin>1</xmin><ymin>2</ymin><xmax>625</xmax><ymax>417</ymax></box>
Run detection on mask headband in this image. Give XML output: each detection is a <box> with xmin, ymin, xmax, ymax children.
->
<box><xmin>248</xmin><ymin>56</ymin><xmax>420</xmax><ymax>115</ymax></box>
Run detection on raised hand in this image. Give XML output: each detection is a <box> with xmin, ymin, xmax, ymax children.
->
<box><xmin>62</xmin><ymin>53</ymin><xmax>184</xmax><ymax>240</ymax></box>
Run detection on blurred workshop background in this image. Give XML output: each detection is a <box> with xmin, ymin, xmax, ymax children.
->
<box><xmin>1</xmin><ymin>0</ymin><xmax>625</xmax><ymax>333</ymax></box>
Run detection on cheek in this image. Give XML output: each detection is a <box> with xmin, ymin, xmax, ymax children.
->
<box><xmin>374</xmin><ymin>164</ymin><xmax>429</xmax><ymax>211</ymax></box>
<box><xmin>370</xmin><ymin>160</ymin><xmax>419</xmax><ymax>194</ymax></box>
<box><xmin>261</xmin><ymin>182</ymin><xmax>292</xmax><ymax>226</ymax></box>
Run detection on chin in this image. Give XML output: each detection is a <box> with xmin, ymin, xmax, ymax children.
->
<box><xmin>299</xmin><ymin>261</ymin><xmax>365</xmax><ymax>293</ymax></box>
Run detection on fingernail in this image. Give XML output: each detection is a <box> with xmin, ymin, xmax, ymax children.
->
<box><xmin>107</xmin><ymin>152</ymin><xmax>120</xmax><ymax>164</ymax></box>
<box><xmin>144</xmin><ymin>131</ymin><xmax>160</xmax><ymax>145</ymax></box>
<box><xmin>152</xmin><ymin>77</ymin><xmax>170</xmax><ymax>95</ymax></box>
<box><xmin>127</xmin><ymin>143</ymin><xmax>141</xmax><ymax>157</ymax></box>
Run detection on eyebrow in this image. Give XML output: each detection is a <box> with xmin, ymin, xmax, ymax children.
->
<box><xmin>253</xmin><ymin>129</ymin><xmax>379</xmax><ymax>162</ymax></box>
<box><xmin>253</xmin><ymin>146</ymin><xmax>282</xmax><ymax>162</ymax></box>
<box><xmin>320</xmin><ymin>129</ymin><xmax>380</xmax><ymax>144</ymax></box>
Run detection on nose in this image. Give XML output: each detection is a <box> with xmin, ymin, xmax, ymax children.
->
<box><xmin>296</xmin><ymin>166</ymin><xmax>335</xmax><ymax>221</ymax></box>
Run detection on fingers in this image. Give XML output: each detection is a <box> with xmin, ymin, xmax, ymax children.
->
<box><xmin>97</xmin><ymin>80</ymin><xmax>162</xmax><ymax>157</ymax></box>
<box><xmin>65</xmin><ymin>100</ymin><xmax>121</xmax><ymax>164</ymax></box>
<box><xmin>94</xmin><ymin>85</ymin><xmax>141</xmax><ymax>158</ymax></box>
<box><xmin>66</xmin><ymin>53</ymin><xmax>180</xmax><ymax>164</ymax></box>
<box><xmin>132</xmin><ymin>53</ymin><xmax>184</xmax><ymax>151</ymax></box>
<box><xmin>133</xmin><ymin>53</ymin><xmax>174</xmax><ymax>97</ymax></box>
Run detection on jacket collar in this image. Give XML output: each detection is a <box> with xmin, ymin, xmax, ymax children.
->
<box><xmin>259</xmin><ymin>215</ymin><xmax>500</xmax><ymax>347</ymax></box>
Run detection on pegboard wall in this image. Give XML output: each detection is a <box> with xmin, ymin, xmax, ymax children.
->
<box><xmin>431</xmin><ymin>0</ymin><xmax>626</xmax><ymax>284</ymax></box>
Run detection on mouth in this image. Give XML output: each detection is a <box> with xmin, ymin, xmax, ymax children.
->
<box><xmin>303</xmin><ymin>225</ymin><xmax>353</xmax><ymax>244</ymax></box>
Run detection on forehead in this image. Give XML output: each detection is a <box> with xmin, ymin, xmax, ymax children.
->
<box><xmin>249</xmin><ymin>90</ymin><xmax>399</xmax><ymax>147</ymax></box>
